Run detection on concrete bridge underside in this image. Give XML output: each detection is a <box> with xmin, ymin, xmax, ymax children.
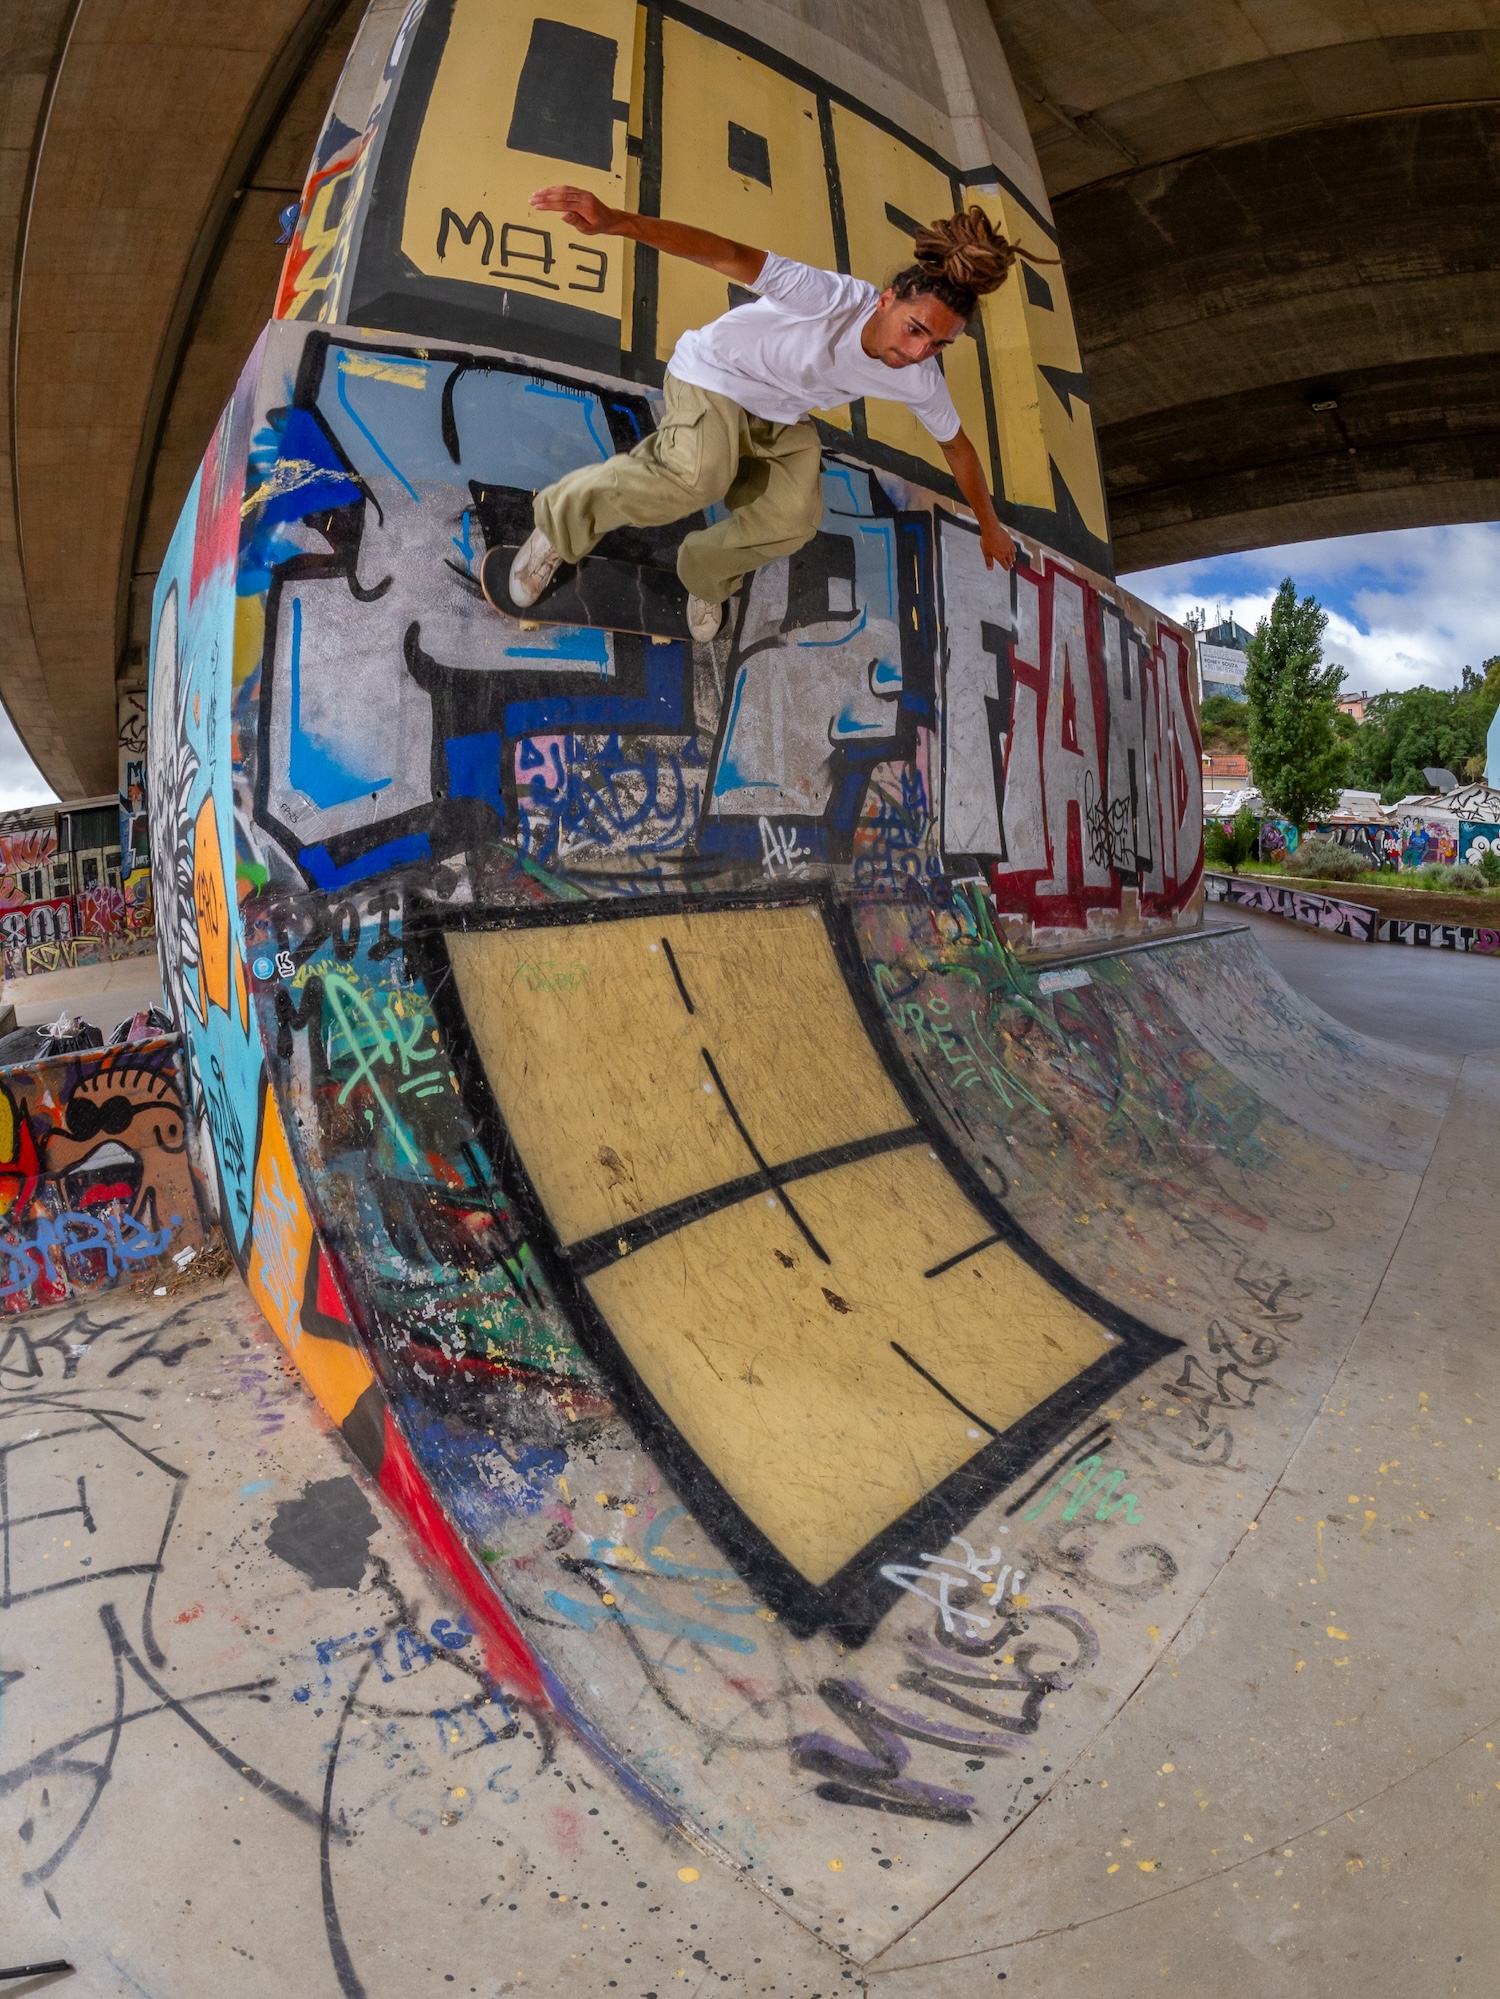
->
<box><xmin>987</xmin><ymin>1</ymin><xmax>1500</xmax><ymax>571</ymax></box>
<box><xmin>0</xmin><ymin>0</ymin><xmax>1496</xmax><ymax>797</ymax></box>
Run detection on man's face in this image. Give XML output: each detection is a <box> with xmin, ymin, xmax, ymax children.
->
<box><xmin>861</xmin><ymin>288</ymin><xmax>968</xmax><ymax>368</ymax></box>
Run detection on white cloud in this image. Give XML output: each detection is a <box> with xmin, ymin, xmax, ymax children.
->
<box><xmin>0</xmin><ymin>705</ymin><xmax>58</xmax><ymax>811</ymax></box>
<box><xmin>1121</xmin><ymin>522</ymin><xmax>1500</xmax><ymax>695</ymax></box>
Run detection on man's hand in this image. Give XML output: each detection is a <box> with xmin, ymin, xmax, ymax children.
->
<box><xmin>980</xmin><ymin>519</ymin><xmax>1017</xmax><ymax>571</ymax></box>
<box><xmin>532</xmin><ymin>185</ymin><xmax>618</xmax><ymax>233</ymax></box>
<box><xmin>530</xmin><ymin>189</ymin><xmax>765</xmax><ymax>283</ymax></box>
<box><xmin>942</xmin><ymin>429</ymin><xmax>1018</xmax><ymax>571</ymax></box>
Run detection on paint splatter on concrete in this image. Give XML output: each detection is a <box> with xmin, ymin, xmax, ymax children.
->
<box><xmin>267</xmin><ymin>1476</ymin><xmax>378</xmax><ymax>1589</ymax></box>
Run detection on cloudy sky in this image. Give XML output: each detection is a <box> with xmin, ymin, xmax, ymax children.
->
<box><xmin>0</xmin><ymin>707</ymin><xmax>56</xmax><ymax>811</ymax></box>
<box><xmin>1122</xmin><ymin>520</ymin><xmax>1500</xmax><ymax>695</ymax></box>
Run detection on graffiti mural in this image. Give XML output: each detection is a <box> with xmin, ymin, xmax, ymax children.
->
<box><xmin>1460</xmin><ymin>821</ymin><xmax>1500</xmax><ymax>867</ymax></box>
<box><xmin>1276</xmin><ymin>812</ymin><xmax>1500</xmax><ymax>881</ymax></box>
<box><xmin>1379</xmin><ymin>917</ymin><xmax>1500</xmax><ymax>953</ymax></box>
<box><xmin>233</xmin><ymin>324</ymin><xmax>1197</xmax><ymax>928</ymax></box>
<box><xmin>77</xmin><ymin>883</ymin><xmax>127</xmax><ymax>940</ymax></box>
<box><xmin>939</xmin><ymin>517</ymin><xmax>1200</xmax><ymax>927</ymax></box>
<box><xmin>1302</xmin><ymin>820</ymin><xmax>1391</xmax><ymax>871</ymax></box>
<box><xmin>118</xmin><ymin>683</ymin><xmax>154</xmax><ymax>935</ymax></box>
<box><xmin>1204</xmin><ymin>872</ymin><xmax>1379</xmax><ymax>940</ymax></box>
<box><xmin>0</xmin><ymin>898</ymin><xmax>73</xmax><ymax>950</ymax></box>
<box><xmin>1400</xmin><ymin>815</ymin><xmax>1459</xmax><ymax>869</ymax></box>
<box><xmin>0</xmin><ymin>690</ymin><xmax>156</xmax><ymax>980</ymax></box>
<box><xmin>1208</xmin><ymin>870</ymin><xmax>1500</xmax><ymax>955</ymax></box>
<box><xmin>0</xmin><ymin>1040</ymin><xmax>200</xmax><ymax>1310</ymax></box>
<box><xmin>0</xmin><ymin>827</ymin><xmax>57</xmax><ymax>910</ymax></box>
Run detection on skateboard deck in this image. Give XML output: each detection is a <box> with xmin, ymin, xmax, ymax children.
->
<box><xmin>480</xmin><ymin>543</ymin><xmax>694</xmax><ymax>641</ymax></box>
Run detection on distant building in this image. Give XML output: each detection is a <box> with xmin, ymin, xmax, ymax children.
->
<box><xmin>1337</xmin><ymin>689</ymin><xmax>1371</xmax><ymax>722</ymax></box>
<box><xmin>0</xmin><ymin>793</ymin><xmax>122</xmax><ymax>900</ymax></box>
<box><xmin>1198</xmin><ymin>615</ymin><xmax>1254</xmax><ymax>704</ymax></box>
<box><xmin>1204</xmin><ymin>616</ymin><xmax>1254</xmax><ymax>650</ymax></box>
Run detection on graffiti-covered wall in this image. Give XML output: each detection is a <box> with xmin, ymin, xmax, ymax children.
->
<box><xmin>0</xmin><ymin>681</ymin><xmax>156</xmax><ymax>982</ymax></box>
<box><xmin>1238</xmin><ymin>810</ymin><xmax>1500</xmax><ymax>877</ymax></box>
<box><xmin>118</xmin><ymin>684</ymin><xmax>154</xmax><ymax>937</ymax></box>
<box><xmin>0</xmin><ymin>822</ymin><xmax>57</xmax><ymax>911</ymax></box>
<box><xmin>146</xmin><ymin>0</ymin><xmax>1205</xmax><ymax>1892</ymax></box>
<box><xmin>278</xmin><ymin>0</ymin><xmax>1115</xmax><ymax>576</ymax></box>
<box><xmin>194</xmin><ymin>320</ymin><xmax>1198</xmax><ymax>931</ymax></box>
<box><xmin>0</xmin><ymin>1037</ymin><xmax>199</xmax><ymax>1312</ymax></box>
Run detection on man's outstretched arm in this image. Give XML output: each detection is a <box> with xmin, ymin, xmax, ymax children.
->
<box><xmin>940</xmin><ymin>430</ymin><xmax>1017</xmax><ymax>572</ymax></box>
<box><xmin>532</xmin><ymin>185</ymin><xmax>766</xmax><ymax>285</ymax></box>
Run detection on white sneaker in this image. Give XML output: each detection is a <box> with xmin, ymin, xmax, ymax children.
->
<box><xmin>686</xmin><ymin>593</ymin><xmax>724</xmax><ymax>642</ymax></box>
<box><xmin>509</xmin><ymin>526</ymin><xmax>563</xmax><ymax>608</ymax></box>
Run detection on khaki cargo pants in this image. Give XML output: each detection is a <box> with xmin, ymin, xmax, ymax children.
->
<box><xmin>532</xmin><ymin>374</ymin><xmax>825</xmax><ymax>606</ymax></box>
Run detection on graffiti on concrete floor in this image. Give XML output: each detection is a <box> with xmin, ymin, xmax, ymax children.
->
<box><xmin>0</xmin><ymin>1290</ymin><xmax>551</xmax><ymax>1994</ymax></box>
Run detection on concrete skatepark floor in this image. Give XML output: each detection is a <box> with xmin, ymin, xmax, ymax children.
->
<box><xmin>1</xmin><ymin>956</ymin><xmax>166</xmax><ymax>1033</ymax></box>
<box><xmin>2</xmin><ymin>920</ymin><xmax>1496</xmax><ymax>1996</ymax></box>
<box><xmin>1208</xmin><ymin>908</ymin><xmax>1500</xmax><ymax>1059</ymax></box>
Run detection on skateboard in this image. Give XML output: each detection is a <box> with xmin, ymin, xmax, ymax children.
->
<box><xmin>480</xmin><ymin>543</ymin><xmax>694</xmax><ymax>641</ymax></box>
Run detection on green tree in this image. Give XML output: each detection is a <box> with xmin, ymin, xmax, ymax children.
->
<box><xmin>1244</xmin><ymin>578</ymin><xmax>1348</xmax><ymax>831</ymax></box>
<box><xmin>1344</xmin><ymin>659</ymin><xmax>1500</xmax><ymax>802</ymax></box>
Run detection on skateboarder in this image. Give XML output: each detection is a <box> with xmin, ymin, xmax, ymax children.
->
<box><xmin>509</xmin><ymin>188</ymin><xmax>1031</xmax><ymax>642</ymax></box>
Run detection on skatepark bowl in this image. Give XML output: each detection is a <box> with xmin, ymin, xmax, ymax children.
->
<box><xmin>3</xmin><ymin>913</ymin><xmax>1497</xmax><ymax>1993</ymax></box>
<box><xmin>3</xmin><ymin>2</ymin><xmax>1497</xmax><ymax>1992</ymax></box>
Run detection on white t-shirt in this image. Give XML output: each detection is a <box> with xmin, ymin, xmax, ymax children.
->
<box><xmin>667</xmin><ymin>251</ymin><xmax>962</xmax><ymax>441</ymax></box>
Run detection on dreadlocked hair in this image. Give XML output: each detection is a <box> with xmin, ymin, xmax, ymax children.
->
<box><xmin>891</xmin><ymin>206</ymin><xmax>1058</xmax><ymax>318</ymax></box>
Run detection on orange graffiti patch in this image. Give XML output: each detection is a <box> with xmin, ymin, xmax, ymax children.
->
<box><xmin>247</xmin><ymin>1086</ymin><xmax>376</xmax><ymax>1429</ymax></box>
<box><xmin>193</xmin><ymin>796</ymin><xmax>231</xmax><ymax>1017</ymax></box>
<box><xmin>174</xmin><ymin>1603</ymin><xmax>204</xmax><ymax>1624</ymax></box>
<box><xmin>246</xmin><ymin>1085</ymin><xmax>314</xmax><ymax>1348</ymax></box>
<box><xmin>234</xmin><ymin>939</ymin><xmax>250</xmax><ymax>1033</ymax></box>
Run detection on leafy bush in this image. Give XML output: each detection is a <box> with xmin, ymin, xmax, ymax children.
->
<box><xmin>1203</xmin><ymin>806</ymin><xmax>1259</xmax><ymax>870</ymax></box>
<box><xmin>1199</xmin><ymin>693</ymin><xmax>1250</xmax><ymax>751</ymax></box>
<box><xmin>1478</xmin><ymin>849</ymin><xmax>1500</xmax><ymax>887</ymax></box>
<box><xmin>1281</xmin><ymin>839</ymin><xmax>1373</xmax><ymax>882</ymax></box>
<box><xmin>1409</xmin><ymin>862</ymin><xmax>1488</xmax><ymax>892</ymax></box>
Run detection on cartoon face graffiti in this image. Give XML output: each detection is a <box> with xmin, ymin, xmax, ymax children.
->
<box><xmin>44</xmin><ymin>1062</ymin><xmax>186</xmax><ymax>1218</ymax></box>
